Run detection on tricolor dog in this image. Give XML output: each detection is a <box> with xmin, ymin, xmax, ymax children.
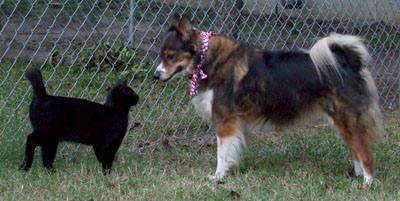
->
<box><xmin>154</xmin><ymin>14</ymin><xmax>383</xmax><ymax>187</ymax></box>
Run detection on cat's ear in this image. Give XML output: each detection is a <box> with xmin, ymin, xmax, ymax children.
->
<box><xmin>115</xmin><ymin>79</ymin><xmax>127</xmax><ymax>85</ymax></box>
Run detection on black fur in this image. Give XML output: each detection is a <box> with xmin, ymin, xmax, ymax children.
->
<box><xmin>21</xmin><ymin>69</ymin><xmax>139</xmax><ymax>174</ymax></box>
<box><xmin>235</xmin><ymin>48</ymin><xmax>369</xmax><ymax>125</ymax></box>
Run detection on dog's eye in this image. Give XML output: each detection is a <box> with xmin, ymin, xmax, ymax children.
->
<box><xmin>166</xmin><ymin>54</ymin><xmax>174</xmax><ymax>60</ymax></box>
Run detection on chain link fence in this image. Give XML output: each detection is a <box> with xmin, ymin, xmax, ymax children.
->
<box><xmin>0</xmin><ymin>0</ymin><xmax>399</xmax><ymax>155</ymax></box>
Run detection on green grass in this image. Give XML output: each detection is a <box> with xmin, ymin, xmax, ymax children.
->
<box><xmin>1</xmin><ymin>63</ymin><xmax>400</xmax><ymax>200</ymax></box>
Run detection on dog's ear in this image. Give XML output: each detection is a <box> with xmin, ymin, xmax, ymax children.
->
<box><xmin>168</xmin><ymin>13</ymin><xmax>193</xmax><ymax>41</ymax></box>
<box><xmin>179</xmin><ymin>14</ymin><xmax>192</xmax><ymax>41</ymax></box>
<box><xmin>169</xmin><ymin>13</ymin><xmax>180</xmax><ymax>31</ymax></box>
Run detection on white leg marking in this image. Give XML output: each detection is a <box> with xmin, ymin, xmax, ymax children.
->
<box><xmin>361</xmin><ymin>163</ymin><xmax>373</xmax><ymax>185</ymax></box>
<box><xmin>211</xmin><ymin>133</ymin><xmax>246</xmax><ymax>180</ymax></box>
<box><xmin>192</xmin><ymin>89</ymin><xmax>213</xmax><ymax>123</ymax></box>
<box><xmin>353</xmin><ymin>160</ymin><xmax>363</xmax><ymax>176</ymax></box>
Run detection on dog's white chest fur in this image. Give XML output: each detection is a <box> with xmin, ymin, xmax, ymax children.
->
<box><xmin>191</xmin><ymin>89</ymin><xmax>213</xmax><ymax>123</ymax></box>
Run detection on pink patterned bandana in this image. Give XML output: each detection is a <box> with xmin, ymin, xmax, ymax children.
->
<box><xmin>189</xmin><ymin>31</ymin><xmax>216</xmax><ymax>98</ymax></box>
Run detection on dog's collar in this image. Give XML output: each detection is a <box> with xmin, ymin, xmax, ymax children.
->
<box><xmin>189</xmin><ymin>31</ymin><xmax>216</xmax><ymax>98</ymax></box>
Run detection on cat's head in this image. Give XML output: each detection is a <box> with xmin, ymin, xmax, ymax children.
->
<box><xmin>105</xmin><ymin>80</ymin><xmax>139</xmax><ymax>108</ymax></box>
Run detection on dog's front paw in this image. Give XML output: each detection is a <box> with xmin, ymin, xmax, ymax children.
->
<box><xmin>209</xmin><ymin>172</ymin><xmax>226</xmax><ymax>181</ymax></box>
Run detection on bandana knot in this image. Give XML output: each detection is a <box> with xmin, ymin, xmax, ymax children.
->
<box><xmin>189</xmin><ymin>31</ymin><xmax>216</xmax><ymax>98</ymax></box>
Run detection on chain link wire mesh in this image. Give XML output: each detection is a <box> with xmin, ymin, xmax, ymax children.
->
<box><xmin>0</xmin><ymin>0</ymin><xmax>399</xmax><ymax>156</ymax></box>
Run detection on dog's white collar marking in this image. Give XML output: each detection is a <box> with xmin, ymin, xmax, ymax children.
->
<box><xmin>192</xmin><ymin>89</ymin><xmax>213</xmax><ymax>123</ymax></box>
<box><xmin>189</xmin><ymin>31</ymin><xmax>216</xmax><ymax>98</ymax></box>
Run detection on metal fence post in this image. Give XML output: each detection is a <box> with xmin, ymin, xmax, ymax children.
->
<box><xmin>129</xmin><ymin>0</ymin><xmax>136</xmax><ymax>49</ymax></box>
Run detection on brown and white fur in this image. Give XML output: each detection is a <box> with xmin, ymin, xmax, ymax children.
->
<box><xmin>154</xmin><ymin>14</ymin><xmax>384</xmax><ymax>187</ymax></box>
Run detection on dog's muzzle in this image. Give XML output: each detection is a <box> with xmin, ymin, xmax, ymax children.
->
<box><xmin>153</xmin><ymin>70</ymin><xmax>160</xmax><ymax>80</ymax></box>
<box><xmin>153</xmin><ymin>62</ymin><xmax>184</xmax><ymax>82</ymax></box>
<box><xmin>153</xmin><ymin>63</ymin><xmax>164</xmax><ymax>80</ymax></box>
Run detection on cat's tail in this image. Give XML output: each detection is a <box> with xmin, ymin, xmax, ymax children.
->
<box><xmin>25</xmin><ymin>68</ymin><xmax>47</xmax><ymax>97</ymax></box>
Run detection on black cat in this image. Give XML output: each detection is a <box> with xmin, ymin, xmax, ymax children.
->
<box><xmin>21</xmin><ymin>68</ymin><xmax>139</xmax><ymax>174</ymax></box>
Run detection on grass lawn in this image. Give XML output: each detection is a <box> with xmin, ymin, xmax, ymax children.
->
<box><xmin>1</xmin><ymin>63</ymin><xmax>400</xmax><ymax>200</ymax></box>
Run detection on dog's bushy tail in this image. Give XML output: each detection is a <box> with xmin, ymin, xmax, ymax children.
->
<box><xmin>359</xmin><ymin>68</ymin><xmax>384</xmax><ymax>144</ymax></box>
<box><xmin>26</xmin><ymin>68</ymin><xmax>47</xmax><ymax>97</ymax></box>
<box><xmin>310</xmin><ymin>33</ymin><xmax>384</xmax><ymax>144</ymax></box>
<box><xmin>309</xmin><ymin>33</ymin><xmax>371</xmax><ymax>79</ymax></box>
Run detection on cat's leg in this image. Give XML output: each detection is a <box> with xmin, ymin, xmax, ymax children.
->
<box><xmin>93</xmin><ymin>145</ymin><xmax>109</xmax><ymax>174</ymax></box>
<box><xmin>41</xmin><ymin>140</ymin><xmax>59</xmax><ymax>170</ymax></box>
<box><xmin>94</xmin><ymin>145</ymin><xmax>118</xmax><ymax>175</ymax></box>
<box><xmin>20</xmin><ymin>131</ymin><xmax>41</xmax><ymax>171</ymax></box>
<box><xmin>102</xmin><ymin>147</ymin><xmax>118</xmax><ymax>174</ymax></box>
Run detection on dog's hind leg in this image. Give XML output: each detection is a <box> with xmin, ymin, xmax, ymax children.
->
<box><xmin>41</xmin><ymin>140</ymin><xmax>59</xmax><ymax>170</ymax></box>
<box><xmin>20</xmin><ymin>132</ymin><xmax>41</xmax><ymax>171</ymax></box>
<box><xmin>326</xmin><ymin>104</ymin><xmax>377</xmax><ymax>188</ymax></box>
<box><xmin>350</xmin><ymin>150</ymin><xmax>363</xmax><ymax>176</ymax></box>
<box><xmin>211</xmin><ymin>118</ymin><xmax>246</xmax><ymax>180</ymax></box>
